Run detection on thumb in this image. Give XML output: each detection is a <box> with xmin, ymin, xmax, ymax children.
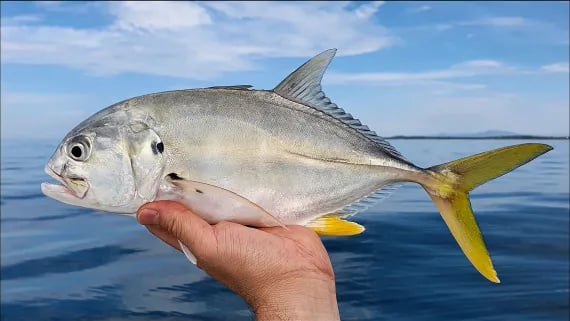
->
<box><xmin>137</xmin><ymin>200</ymin><xmax>214</xmax><ymax>255</ymax></box>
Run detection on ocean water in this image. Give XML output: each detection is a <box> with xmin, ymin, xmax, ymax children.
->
<box><xmin>1</xmin><ymin>139</ymin><xmax>568</xmax><ymax>321</ymax></box>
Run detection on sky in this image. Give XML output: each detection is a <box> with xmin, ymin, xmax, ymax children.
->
<box><xmin>1</xmin><ymin>1</ymin><xmax>569</xmax><ymax>139</ymax></box>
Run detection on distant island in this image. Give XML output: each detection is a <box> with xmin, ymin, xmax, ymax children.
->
<box><xmin>386</xmin><ymin>130</ymin><xmax>569</xmax><ymax>140</ymax></box>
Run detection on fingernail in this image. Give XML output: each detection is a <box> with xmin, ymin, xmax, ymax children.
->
<box><xmin>138</xmin><ymin>208</ymin><xmax>159</xmax><ymax>225</ymax></box>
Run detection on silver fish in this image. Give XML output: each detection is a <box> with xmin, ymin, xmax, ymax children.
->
<box><xmin>42</xmin><ymin>49</ymin><xmax>552</xmax><ymax>282</ymax></box>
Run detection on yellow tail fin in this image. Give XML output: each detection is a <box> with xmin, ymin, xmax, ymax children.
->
<box><xmin>424</xmin><ymin>143</ymin><xmax>553</xmax><ymax>283</ymax></box>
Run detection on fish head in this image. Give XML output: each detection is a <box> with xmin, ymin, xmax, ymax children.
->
<box><xmin>42</xmin><ymin>108</ymin><xmax>166</xmax><ymax>214</ymax></box>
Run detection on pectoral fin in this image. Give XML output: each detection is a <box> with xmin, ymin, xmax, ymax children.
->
<box><xmin>158</xmin><ymin>176</ymin><xmax>286</xmax><ymax>228</ymax></box>
<box><xmin>178</xmin><ymin>239</ymin><xmax>197</xmax><ymax>265</ymax></box>
<box><xmin>307</xmin><ymin>215</ymin><xmax>365</xmax><ymax>236</ymax></box>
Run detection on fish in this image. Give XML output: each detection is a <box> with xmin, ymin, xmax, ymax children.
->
<box><xmin>42</xmin><ymin>49</ymin><xmax>553</xmax><ymax>283</ymax></box>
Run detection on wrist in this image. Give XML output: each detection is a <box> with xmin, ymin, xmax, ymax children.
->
<box><xmin>250</xmin><ymin>275</ymin><xmax>340</xmax><ymax>321</ymax></box>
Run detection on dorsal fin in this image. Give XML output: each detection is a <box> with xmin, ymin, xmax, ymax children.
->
<box><xmin>274</xmin><ymin>49</ymin><xmax>337</xmax><ymax>105</ymax></box>
<box><xmin>273</xmin><ymin>49</ymin><xmax>405</xmax><ymax>160</ymax></box>
<box><xmin>207</xmin><ymin>85</ymin><xmax>253</xmax><ymax>90</ymax></box>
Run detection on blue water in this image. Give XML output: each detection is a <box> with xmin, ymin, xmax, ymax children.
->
<box><xmin>1</xmin><ymin>139</ymin><xmax>568</xmax><ymax>321</ymax></box>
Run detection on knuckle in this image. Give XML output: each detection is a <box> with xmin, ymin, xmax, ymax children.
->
<box><xmin>163</xmin><ymin>211</ymin><xmax>186</xmax><ymax>238</ymax></box>
<box><xmin>215</xmin><ymin>220</ymin><xmax>233</xmax><ymax>230</ymax></box>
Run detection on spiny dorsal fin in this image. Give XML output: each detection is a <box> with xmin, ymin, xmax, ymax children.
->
<box><xmin>207</xmin><ymin>85</ymin><xmax>253</xmax><ymax>90</ymax></box>
<box><xmin>273</xmin><ymin>49</ymin><xmax>405</xmax><ymax>160</ymax></box>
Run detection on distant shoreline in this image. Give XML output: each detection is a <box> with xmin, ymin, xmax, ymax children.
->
<box><xmin>385</xmin><ymin>136</ymin><xmax>570</xmax><ymax>140</ymax></box>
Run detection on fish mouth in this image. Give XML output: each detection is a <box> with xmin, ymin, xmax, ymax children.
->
<box><xmin>42</xmin><ymin>166</ymin><xmax>89</xmax><ymax>200</ymax></box>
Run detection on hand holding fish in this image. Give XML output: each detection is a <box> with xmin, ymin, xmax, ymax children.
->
<box><xmin>137</xmin><ymin>200</ymin><xmax>341</xmax><ymax>321</ymax></box>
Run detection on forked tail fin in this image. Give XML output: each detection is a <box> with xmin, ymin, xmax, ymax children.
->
<box><xmin>423</xmin><ymin>143</ymin><xmax>553</xmax><ymax>283</ymax></box>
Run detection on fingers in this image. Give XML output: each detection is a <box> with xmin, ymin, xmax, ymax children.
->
<box><xmin>261</xmin><ymin>224</ymin><xmax>320</xmax><ymax>241</ymax></box>
<box><xmin>145</xmin><ymin>225</ymin><xmax>182</xmax><ymax>251</ymax></box>
<box><xmin>137</xmin><ymin>200</ymin><xmax>214</xmax><ymax>256</ymax></box>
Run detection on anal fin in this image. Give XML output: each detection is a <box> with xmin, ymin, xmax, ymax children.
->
<box><xmin>341</xmin><ymin>183</ymin><xmax>401</xmax><ymax>216</ymax></box>
<box><xmin>307</xmin><ymin>214</ymin><xmax>365</xmax><ymax>236</ymax></box>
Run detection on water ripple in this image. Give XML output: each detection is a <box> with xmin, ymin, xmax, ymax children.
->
<box><xmin>2</xmin><ymin>212</ymin><xmax>83</xmax><ymax>223</ymax></box>
<box><xmin>2</xmin><ymin>246</ymin><xmax>144</xmax><ymax>281</ymax></box>
<box><xmin>1</xmin><ymin>193</ymin><xmax>46</xmax><ymax>202</ymax></box>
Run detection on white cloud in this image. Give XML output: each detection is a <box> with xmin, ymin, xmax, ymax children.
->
<box><xmin>410</xmin><ymin>5</ymin><xmax>432</xmax><ymax>13</ymax></box>
<box><xmin>325</xmin><ymin>59</ymin><xmax>517</xmax><ymax>85</ymax></box>
<box><xmin>110</xmin><ymin>2</ymin><xmax>212</xmax><ymax>31</ymax></box>
<box><xmin>1</xmin><ymin>1</ymin><xmax>394</xmax><ymax>79</ymax></box>
<box><xmin>541</xmin><ymin>62</ymin><xmax>570</xmax><ymax>73</ymax></box>
<box><xmin>354</xmin><ymin>1</ymin><xmax>385</xmax><ymax>19</ymax></box>
<box><xmin>465</xmin><ymin>16</ymin><xmax>530</xmax><ymax>27</ymax></box>
<box><xmin>427</xmin><ymin>82</ymin><xmax>487</xmax><ymax>94</ymax></box>
<box><xmin>325</xmin><ymin>58</ymin><xmax>568</xmax><ymax>93</ymax></box>
<box><xmin>1</xmin><ymin>14</ymin><xmax>43</xmax><ymax>24</ymax></box>
<box><xmin>453</xmin><ymin>15</ymin><xmax>568</xmax><ymax>45</ymax></box>
<box><xmin>458</xmin><ymin>60</ymin><xmax>503</xmax><ymax>68</ymax></box>
<box><xmin>434</xmin><ymin>24</ymin><xmax>452</xmax><ymax>31</ymax></box>
<box><xmin>33</xmin><ymin>1</ymin><xmax>100</xmax><ymax>13</ymax></box>
<box><xmin>404</xmin><ymin>15</ymin><xmax>569</xmax><ymax>46</ymax></box>
<box><xmin>401</xmin><ymin>16</ymin><xmax>533</xmax><ymax>33</ymax></box>
<box><xmin>35</xmin><ymin>1</ymin><xmax>65</xmax><ymax>8</ymax></box>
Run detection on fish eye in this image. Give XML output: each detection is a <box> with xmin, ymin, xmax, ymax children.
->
<box><xmin>67</xmin><ymin>136</ymin><xmax>91</xmax><ymax>161</ymax></box>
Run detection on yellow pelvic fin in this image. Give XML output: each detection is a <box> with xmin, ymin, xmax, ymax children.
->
<box><xmin>425</xmin><ymin>143</ymin><xmax>553</xmax><ymax>283</ymax></box>
<box><xmin>307</xmin><ymin>215</ymin><xmax>365</xmax><ymax>236</ymax></box>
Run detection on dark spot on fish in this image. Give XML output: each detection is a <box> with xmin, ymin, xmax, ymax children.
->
<box><xmin>151</xmin><ymin>141</ymin><xmax>164</xmax><ymax>155</ymax></box>
<box><xmin>195</xmin><ymin>189</ymin><xmax>203</xmax><ymax>194</ymax></box>
<box><xmin>167</xmin><ymin>173</ymin><xmax>183</xmax><ymax>180</ymax></box>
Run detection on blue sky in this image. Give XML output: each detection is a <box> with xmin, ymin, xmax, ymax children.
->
<box><xmin>1</xmin><ymin>1</ymin><xmax>569</xmax><ymax>139</ymax></box>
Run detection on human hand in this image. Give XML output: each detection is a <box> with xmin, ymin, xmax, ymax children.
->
<box><xmin>137</xmin><ymin>201</ymin><xmax>340</xmax><ymax>321</ymax></box>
